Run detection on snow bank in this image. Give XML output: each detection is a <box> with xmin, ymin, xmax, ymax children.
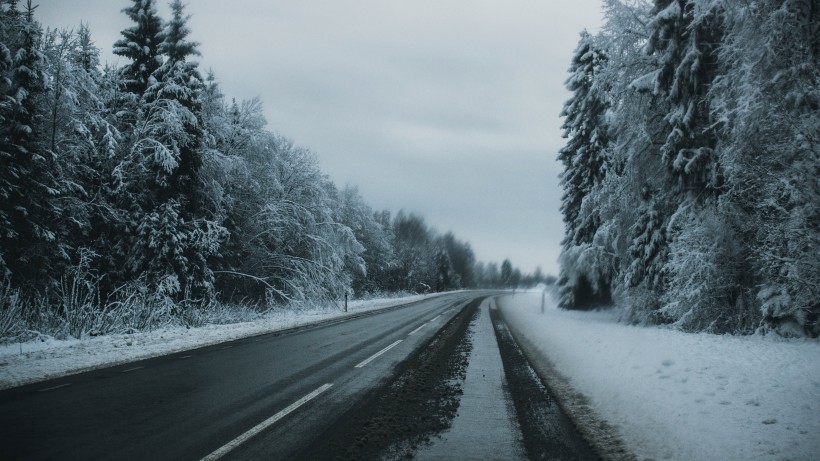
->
<box><xmin>0</xmin><ymin>293</ymin><xmax>443</xmax><ymax>390</ymax></box>
<box><xmin>499</xmin><ymin>291</ymin><xmax>820</xmax><ymax>461</ymax></box>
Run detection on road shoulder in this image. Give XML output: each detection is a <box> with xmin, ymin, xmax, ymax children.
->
<box><xmin>415</xmin><ymin>297</ymin><xmax>526</xmax><ymax>460</ymax></box>
<box><xmin>497</xmin><ymin>296</ymin><xmax>637</xmax><ymax>461</ymax></box>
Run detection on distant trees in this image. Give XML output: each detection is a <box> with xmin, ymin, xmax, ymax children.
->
<box><xmin>557</xmin><ymin>0</ymin><xmax>819</xmax><ymax>336</ymax></box>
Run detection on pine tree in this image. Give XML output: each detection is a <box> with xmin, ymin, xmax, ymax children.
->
<box><xmin>113</xmin><ymin>0</ymin><xmax>163</xmax><ymax>96</ymax></box>
<box><xmin>149</xmin><ymin>0</ymin><xmax>203</xmax><ymax>206</ymax></box>
<box><xmin>642</xmin><ymin>0</ymin><xmax>723</xmax><ymax>193</ymax></box>
<box><xmin>75</xmin><ymin>22</ymin><xmax>99</xmax><ymax>74</ymax></box>
<box><xmin>0</xmin><ymin>1</ymin><xmax>66</xmax><ymax>286</ymax></box>
<box><xmin>710</xmin><ymin>0</ymin><xmax>819</xmax><ymax>336</ymax></box>
<box><xmin>112</xmin><ymin>0</ymin><xmax>226</xmax><ymax>298</ymax></box>
<box><xmin>556</xmin><ymin>31</ymin><xmax>613</xmax><ymax>309</ymax></box>
<box><xmin>558</xmin><ymin>31</ymin><xmax>609</xmax><ymax>246</ymax></box>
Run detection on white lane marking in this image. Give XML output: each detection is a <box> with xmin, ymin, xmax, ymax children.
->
<box><xmin>354</xmin><ymin>340</ymin><xmax>403</xmax><ymax>368</ymax></box>
<box><xmin>38</xmin><ymin>383</ymin><xmax>71</xmax><ymax>392</ymax></box>
<box><xmin>221</xmin><ymin>345</ymin><xmax>233</xmax><ymax>349</ymax></box>
<box><xmin>430</xmin><ymin>314</ymin><xmax>442</xmax><ymax>322</ymax></box>
<box><xmin>200</xmin><ymin>383</ymin><xmax>333</xmax><ymax>461</ymax></box>
<box><xmin>121</xmin><ymin>366</ymin><xmax>144</xmax><ymax>373</ymax></box>
<box><xmin>407</xmin><ymin>324</ymin><xmax>426</xmax><ymax>336</ymax></box>
<box><xmin>179</xmin><ymin>355</ymin><xmax>192</xmax><ymax>359</ymax></box>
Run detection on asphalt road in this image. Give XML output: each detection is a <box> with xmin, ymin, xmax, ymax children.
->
<box><xmin>0</xmin><ymin>291</ymin><xmax>597</xmax><ymax>461</ymax></box>
<box><xmin>0</xmin><ymin>292</ymin><xmax>480</xmax><ymax>461</ymax></box>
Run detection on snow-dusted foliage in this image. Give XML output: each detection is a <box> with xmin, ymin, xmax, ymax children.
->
<box><xmin>113</xmin><ymin>0</ymin><xmax>163</xmax><ymax>95</ymax></box>
<box><xmin>222</xmin><ymin>134</ymin><xmax>363</xmax><ymax>303</ymax></box>
<box><xmin>0</xmin><ymin>2</ymin><xmax>71</xmax><ymax>288</ymax></box>
<box><xmin>336</xmin><ymin>185</ymin><xmax>394</xmax><ymax>294</ymax></box>
<box><xmin>556</xmin><ymin>30</ymin><xmax>616</xmax><ymax>309</ymax></box>
<box><xmin>557</xmin><ymin>0</ymin><xmax>819</xmax><ymax>336</ymax></box>
<box><xmin>0</xmin><ymin>2</ymin><xmax>539</xmax><ymax>341</ymax></box>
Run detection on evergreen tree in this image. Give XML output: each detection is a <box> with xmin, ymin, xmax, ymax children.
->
<box><xmin>0</xmin><ymin>1</ymin><xmax>66</xmax><ymax>286</ymax></box>
<box><xmin>113</xmin><ymin>0</ymin><xmax>225</xmax><ymax>298</ymax></box>
<box><xmin>75</xmin><ymin>22</ymin><xmax>99</xmax><ymax>73</ymax></box>
<box><xmin>642</xmin><ymin>0</ymin><xmax>723</xmax><ymax>193</ymax></box>
<box><xmin>557</xmin><ymin>31</ymin><xmax>613</xmax><ymax>309</ymax></box>
<box><xmin>150</xmin><ymin>0</ymin><xmax>203</xmax><ymax>206</ymax></box>
<box><xmin>558</xmin><ymin>31</ymin><xmax>609</xmax><ymax>246</ymax></box>
<box><xmin>710</xmin><ymin>0</ymin><xmax>819</xmax><ymax>336</ymax></box>
<box><xmin>113</xmin><ymin>0</ymin><xmax>163</xmax><ymax>96</ymax></box>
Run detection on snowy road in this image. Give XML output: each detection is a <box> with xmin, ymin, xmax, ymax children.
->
<box><xmin>0</xmin><ymin>292</ymin><xmax>594</xmax><ymax>460</ymax></box>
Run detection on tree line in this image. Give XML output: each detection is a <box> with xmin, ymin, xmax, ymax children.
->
<box><xmin>0</xmin><ymin>0</ymin><xmax>543</xmax><ymax>338</ymax></box>
<box><xmin>557</xmin><ymin>0</ymin><xmax>818</xmax><ymax>336</ymax></box>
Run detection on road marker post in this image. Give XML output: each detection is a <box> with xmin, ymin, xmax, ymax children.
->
<box><xmin>541</xmin><ymin>290</ymin><xmax>545</xmax><ymax>314</ymax></box>
<box><xmin>345</xmin><ymin>292</ymin><xmax>348</xmax><ymax>312</ymax></box>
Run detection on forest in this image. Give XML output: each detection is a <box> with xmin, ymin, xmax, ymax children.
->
<box><xmin>557</xmin><ymin>0</ymin><xmax>818</xmax><ymax>336</ymax></box>
<box><xmin>0</xmin><ymin>0</ymin><xmax>541</xmax><ymax>341</ymax></box>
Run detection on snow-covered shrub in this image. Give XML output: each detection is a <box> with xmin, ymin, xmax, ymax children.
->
<box><xmin>0</xmin><ymin>279</ymin><xmax>25</xmax><ymax>342</ymax></box>
<box><xmin>103</xmin><ymin>279</ymin><xmax>177</xmax><ymax>333</ymax></box>
<box><xmin>660</xmin><ymin>204</ymin><xmax>759</xmax><ymax>333</ymax></box>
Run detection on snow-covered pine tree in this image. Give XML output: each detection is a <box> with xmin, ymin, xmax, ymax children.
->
<box><xmin>151</xmin><ymin>0</ymin><xmax>204</xmax><ymax>207</ymax></box>
<box><xmin>642</xmin><ymin>0</ymin><xmax>723</xmax><ymax>194</ymax></box>
<box><xmin>559</xmin><ymin>31</ymin><xmax>610</xmax><ymax>246</ymax></box>
<box><xmin>74</xmin><ymin>22</ymin><xmax>99</xmax><ymax>74</ymax></box>
<box><xmin>391</xmin><ymin>211</ymin><xmax>437</xmax><ymax>292</ymax></box>
<box><xmin>619</xmin><ymin>0</ymin><xmax>734</xmax><ymax>327</ymax></box>
<box><xmin>113</xmin><ymin>0</ymin><xmax>163</xmax><ymax>96</ymax></box>
<box><xmin>590</xmin><ymin>0</ymin><xmax>675</xmax><ymax>320</ymax></box>
<box><xmin>557</xmin><ymin>30</ymin><xmax>613</xmax><ymax>309</ymax></box>
<box><xmin>0</xmin><ymin>1</ymin><xmax>67</xmax><ymax>287</ymax></box>
<box><xmin>121</xmin><ymin>0</ymin><xmax>226</xmax><ymax>298</ymax></box>
<box><xmin>710</xmin><ymin>0</ymin><xmax>819</xmax><ymax>336</ymax></box>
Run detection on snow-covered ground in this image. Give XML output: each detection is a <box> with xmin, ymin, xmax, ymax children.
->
<box><xmin>499</xmin><ymin>291</ymin><xmax>820</xmax><ymax>461</ymax></box>
<box><xmin>0</xmin><ymin>293</ymin><xmax>445</xmax><ymax>391</ymax></box>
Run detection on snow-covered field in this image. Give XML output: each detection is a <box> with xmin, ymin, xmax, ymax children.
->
<box><xmin>0</xmin><ymin>293</ymin><xmax>444</xmax><ymax>391</ymax></box>
<box><xmin>500</xmin><ymin>291</ymin><xmax>820</xmax><ymax>461</ymax></box>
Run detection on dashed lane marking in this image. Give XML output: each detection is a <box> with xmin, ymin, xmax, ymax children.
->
<box><xmin>38</xmin><ymin>383</ymin><xmax>71</xmax><ymax>392</ymax></box>
<box><xmin>407</xmin><ymin>324</ymin><xmax>426</xmax><ymax>336</ymax></box>
<box><xmin>200</xmin><ymin>383</ymin><xmax>333</xmax><ymax>461</ymax></box>
<box><xmin>354</xmin><ymin>340</ymin><xmax>403</xmax><ymax>368</ymax></box>
<box><xmin>121</xmin><ymin>366</ymin><xmax>144</xmax><ymax>373</ymax></box>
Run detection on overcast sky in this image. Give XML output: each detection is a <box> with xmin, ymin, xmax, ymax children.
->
<box><xmin>37</xmin><ymin>0</ymin><xmax>603</xmax><ymax>276</ymax></box>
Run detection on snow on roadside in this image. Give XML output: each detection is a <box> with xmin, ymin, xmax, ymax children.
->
<box><xmin>499</xmin><ymin>291</ymin><xmax>820</xmax><ymax>461</ymax></box>
<box><xmin>0</xmin><ymin>292</ymin><xmax>444</xmax><ymax>391</ymax></box>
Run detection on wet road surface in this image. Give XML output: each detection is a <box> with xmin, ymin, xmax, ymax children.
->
<box><xmin>0</xmin><ymin>292</ymin><xmax>597</xmax><ymax>460</ymax></box>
